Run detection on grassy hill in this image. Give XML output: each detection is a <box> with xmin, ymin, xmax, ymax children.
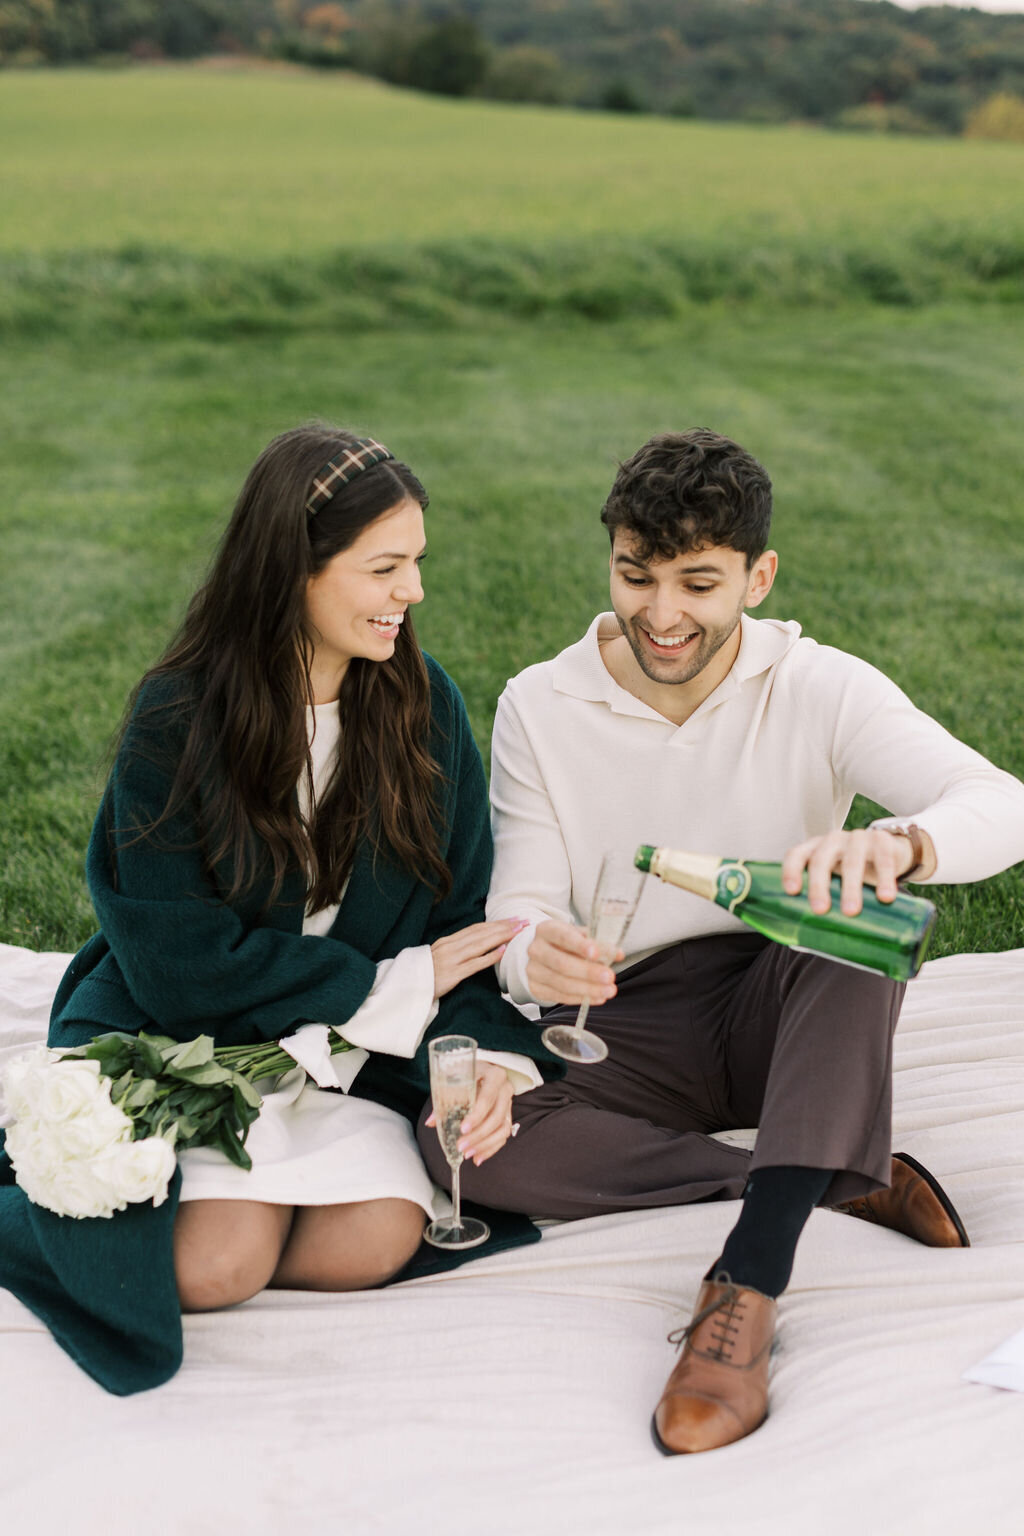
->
<box><xmin>1</xmin><ymin>66</ymin><xmax>1022</xmax><ymax>256</ymax></box>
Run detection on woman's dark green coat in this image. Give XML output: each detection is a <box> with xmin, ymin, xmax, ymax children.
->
<box><xmin>0</xmin><ymin>656</ymin><xmax>559</xmax><ymax>1393</ymax></box>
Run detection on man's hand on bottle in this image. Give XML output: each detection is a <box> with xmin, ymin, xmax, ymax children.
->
<box><xmin>526</xmin><ymin>919</ymin><xmax>621</xmax><ymax>1007</ymax></box>
<box><xmin>782</xmin><ymin>827</ymin><xmax>936</xmax><ymax>917</ymax></box>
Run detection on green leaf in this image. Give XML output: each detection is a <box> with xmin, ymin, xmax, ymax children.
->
<box><xmin>189</xmin><ymin>1107</ymin><xmax>224</xmax><ymax>1136</ymax></box>
<box><xmin>109</xmin><ymin>1069</ymin><xmax>136</xmax><ymax>1106</ymax></box>
<box><xmin>231</xmin><ymin>1075</ymin><xmax>263</xmax><ymax>1110</ymax></box>
<box><xmin>166</xmin><ymin>1061</ymin><xmax>234</xmax><ymax>1087</ymax></box>
<box><xmin>77</xmin><ymin>1035</ymin><xmax>134</xmax><ymax>1077</ymax></box>
<box><xmin>162</xmin><ymin>1035</ymin><xmax>216</xmax><ymax>1070</ymax></box>
<box><xmin>122</xmin><ymin>1078</ymin><xmax>159</xmax><ymax>1110</ymax></box>
<box><xmin>162</xmin><ymin>1084</ymin><xmax>194</xmax><ymax>1110</ymax></box>
<box><xmin>137</xmin><ymin>1032</ymin><xmax>178</xmax><ymax>1052</ymax></box>
<box><xmin>132</xmin><ymin>1107</ymin><xmax>162</xmax><ymax>1140</ymax></box>
<box><xmin>133</xmin><ymin>1036</ymin><xmax>167</xmax><ymax>1077</ymax></box>
<box><xmin>80</xmin><ymin>1030</ymin><xmax>137</xmax><ymax>1052</ymax></box>
<box><xmin>214</xmin><ymin>1118</ymin><xmax>253</xmax><ymax>1170</ymax></box>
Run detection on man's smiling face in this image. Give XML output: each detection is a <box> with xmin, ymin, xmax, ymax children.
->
<box><xmin>609</xmin><ymin>531</ymin><xmax>768</xmax><ymax>688</ymax></box>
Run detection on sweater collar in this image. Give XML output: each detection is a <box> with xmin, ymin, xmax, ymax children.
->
<box><xmin>551</xmin><ymin>612</ymin><xmax>803</xmax><ymax>724</ymax></box>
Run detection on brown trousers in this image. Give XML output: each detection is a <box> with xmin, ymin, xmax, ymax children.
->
<box><xmin>417</xmin><ymin>933</ymin><xmax>905</xmax><ymax>1219</ymax></box>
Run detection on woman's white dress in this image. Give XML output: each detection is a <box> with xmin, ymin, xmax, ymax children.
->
<box><xmin>177</xmin><ymin>703</ymin><xmax>442</xmax><ymax>1217</ymax></box>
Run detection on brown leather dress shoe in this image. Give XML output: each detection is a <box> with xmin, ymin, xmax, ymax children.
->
<box><xmin>652</xmin><ymin>1276</ymin><xmax>777</xmax><ymax>1456</ymax></box>
<box><xmin>835</xmin><ymin>1152</ymin><xmax>969</xmax><ymax>1247</ymax></box>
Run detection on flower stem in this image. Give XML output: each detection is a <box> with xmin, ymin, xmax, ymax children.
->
<box><xmin>213</xmin><ymin>1033</ymin><xmax>354</xmax><ymax>1084</ymax></box>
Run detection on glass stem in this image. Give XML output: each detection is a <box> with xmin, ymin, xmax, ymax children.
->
<box><xmin>572</xmin><ymin>999</ymin><xmax>591</xmax><ymax>1038</ymax></box>
<box><xmin>451</xmin><ymin>1158</ymin><xmax>463</xmax><ymax>1233</ymax></box>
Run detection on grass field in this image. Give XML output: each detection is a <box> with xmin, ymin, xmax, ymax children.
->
<box><xmin>1</xmin><ymin>66</ymin><xmax>1022</xmax><ymax>960</ymax></box>
<box><xmin>1</xmin><ymin>66</ymin><xmax>1023</xmax><ymax>256</ymax></box>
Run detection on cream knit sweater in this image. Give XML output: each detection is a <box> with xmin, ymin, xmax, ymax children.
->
<box><xmin>488</xmin><ymin>614</ymin><xmax>1024</xmax><ymax>1007</ymax></box>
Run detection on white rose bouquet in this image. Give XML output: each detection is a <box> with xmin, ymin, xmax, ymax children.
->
<box><xmin>0</xmin><ymin>1029</ymin><xmax>353</xmax><ymax>1220</ymax></box>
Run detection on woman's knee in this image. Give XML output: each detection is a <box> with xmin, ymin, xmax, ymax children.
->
<box><xmin>327</xmin><ymin>1196</ymin><xmax>426</xmax><ymax>1286</ymax></box>
<box><xmin>361</xmin><ymin>1198</ymin><xmax>425</xmax><ymax>1283</ymax></box>
<box><xmin>174</xmin><ymin>1201</ymin><xmax>293</xmax><ymax>1313</ymax></box>
<box><xmin>273</xmin><ymin>1197</ymin><xmax>425</xmax><ymax>1291</ymax></box>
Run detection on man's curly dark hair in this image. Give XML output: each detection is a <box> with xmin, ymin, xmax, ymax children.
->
<box><xmin>600</xmin><ymin>429</ymin><xmax>772</xmax><ymax>568</ymax></box>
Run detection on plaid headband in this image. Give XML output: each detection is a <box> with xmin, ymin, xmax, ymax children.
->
<box><xmin>305</xmin><ymin>438</ymin><xmax>395</xmax><ymax>516</ymax></box>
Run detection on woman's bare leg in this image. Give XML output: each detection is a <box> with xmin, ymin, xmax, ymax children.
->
<box><xmin>269</xmin><ymin>1198</ymin><xmax>425</xmax><ymax>1291</ymax></box>
<box><xmin>174</xmin><ymin>1199</ymin><xmax>295</xmax><ymax>1313</ymax></box>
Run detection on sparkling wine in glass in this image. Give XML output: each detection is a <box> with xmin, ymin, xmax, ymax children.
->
<box><xmin>542</xmin><ymin>850</ymin><xmax>645</xmax><ymax>1065</ymax></box>
<box><xmin>423</xmin><ymin>1035</ymin><xmax>490</xmax><ymax>1250</ymax></box>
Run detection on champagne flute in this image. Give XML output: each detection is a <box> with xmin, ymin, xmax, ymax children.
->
<box><xmin>542</xmin><ymin>850</ymin><xmax>645</xmax><ymax>1064</ymax></box>
<box><xmin>423</xmin><ymin>1035</ymin><xmax>490</xmax><ymax>1250</ymax></box>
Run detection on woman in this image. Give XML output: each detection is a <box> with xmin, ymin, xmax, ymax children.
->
<box><xmin>46</xmin><ymin>424</ymin><xmax>558</xmax><ymax>1317</ymax></box>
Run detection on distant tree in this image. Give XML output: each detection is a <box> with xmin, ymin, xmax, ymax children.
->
<box><xmin>0</xmin><ymin>0</ymin><xmax>95</xmax><ymax>62</ymax></box>
<box><xmin>903</xmin><ymin>82</ymin><xmax>970</xmax><ymax>137</ymax></box>
<box><xmin>152</xmin><ymin>0</ymin><xmax>231</xmax><ymax>57</ymax></box>
<box><xmin>601</xmin><ymin>79</ymin><xmax>642</xmax><ymax>113</ymax></box>
<box><xmin>344</xmin><ymin>0</ymin><xmax>420</xmax><ymax>85</ymax></box>
<box><xmin>406</xmin><ymin>14</ymin><xmax>489</xmax><ymax>97</ymax></box>
<box><xmin>275</xmin><ymin>1</ymin><xmax>352</xmax><ymax>64</ymax></box>
<box><xmin>966</xmin><ymin>91</ymin><xmax>1024</xmax><ymax>143</ymax></box>
<box><xmin>303</xmin><ymin>3</ymin><xmax>352</xmax><ymax>38</ymax></box>
<box><xmin>89</xmin><ymin>2</ymin><xmax>162</xmax><ymax>56</ymax></box>
<box><xmin>482</xmin><ymin>43</ymin><xmax>562</xmax><ymax>104</ymax></box>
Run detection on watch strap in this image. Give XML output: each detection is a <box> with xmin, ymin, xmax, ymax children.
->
<box><xmin>884</xmin><ymin>823</ymin><xmax>926</xmax><ymax>881</ymax></box>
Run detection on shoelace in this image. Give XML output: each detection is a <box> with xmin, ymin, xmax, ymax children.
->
<box><xmin>667</xmin><ymin>1272</ymin><xmax>745</xmax><ymax>1359</ymax></box>
<box><xmin>841</xmin><ymin>1196</ymin><xmax>880</xmax><ymax>1223</ymax></box>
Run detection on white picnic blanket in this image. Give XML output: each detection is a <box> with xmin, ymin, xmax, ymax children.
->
<box><xmin>1</xmin><ymin>941</ymin><xmax>1022</xmax><ymax>1536</ymax></box>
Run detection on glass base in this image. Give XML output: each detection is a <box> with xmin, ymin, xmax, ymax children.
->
<box><xmin>423</xmin><ymin>1215</ymin><xmax>490</xmax><ymax>1250</ymax></box>
<box><xmin>541</xmin><ymin>1023</ymin><xmax>609</xmax><ymax>1064</ymax></box>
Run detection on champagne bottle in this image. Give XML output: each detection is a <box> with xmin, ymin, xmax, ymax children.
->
<box><xmin>634</xmin><ymin>845</ymin><xmax>935</xmax><ymax>981</ymax></box>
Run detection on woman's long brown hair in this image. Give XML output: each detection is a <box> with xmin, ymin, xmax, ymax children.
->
<box><xmin>121</xmin><ymin>423</ymin><xmax>450</xmax><ymax>910</ymax></box>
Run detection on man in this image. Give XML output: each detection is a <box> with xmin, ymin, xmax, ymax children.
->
<box><xmin>416</xmin><ymin>429</ymin><xmax>1024</xmax><ymax>1454</ymax></box>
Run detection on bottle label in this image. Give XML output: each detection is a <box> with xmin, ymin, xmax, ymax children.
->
<box><xmin>716</xmin><ymin>861</ymin><xmax>752</xmax><ymax>913</ymax></box>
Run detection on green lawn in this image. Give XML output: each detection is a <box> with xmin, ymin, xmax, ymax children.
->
<box><xmin>1</xmin><ymin>65</ymin><xmax>1022</xmax><ymax>256</ymax></box>
<box><xmin>1</xmin><ymin>65</ymin><xmax>1021</xmax><ymax>959</ymax></box>
<box><xmin>2</xmin><ymin>305</ymin><xmax>1022</xmax><ymax>957</ymax></box>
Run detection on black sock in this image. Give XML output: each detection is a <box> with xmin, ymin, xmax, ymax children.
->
<box><xmin>709</xmin><ymin>1164</ymin><xmax>833</xmax><ymax>1299</ymax></box>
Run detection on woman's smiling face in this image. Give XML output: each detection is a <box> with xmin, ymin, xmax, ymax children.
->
<box><xmin>303</xmin><ymin>496</ymin><xmax>426</xmax><ymax>700</ymax></box>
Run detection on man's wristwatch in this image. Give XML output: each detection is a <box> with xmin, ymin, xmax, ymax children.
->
<box><xmin>882</xmin><ymin>823</ymin><xmax>926</xmax><ymax>881</ymax></box>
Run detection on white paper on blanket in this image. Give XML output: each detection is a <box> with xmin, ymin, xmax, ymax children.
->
<box><xmin>963</xmin><ymin>1325</ymin><xmax>1024</xmax><ymax>1393</ymax></box>
<box><xmin>278</xmin><ymin>1024</ymin><xmax>368</xmax><ymax>1092</ymax></box>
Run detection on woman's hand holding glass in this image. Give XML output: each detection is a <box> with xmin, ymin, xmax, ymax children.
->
<box><xmin>425</xmin><ymin>1061</ymin><xmax>515</xmax><ymax>1167</ymax></box>
<box><xmin>430</xmin><ymin>918</ymin><xmax>528</xmax><ymax>998</ymax></box>
<box><xmin>423</xmin><ymin>1036</ymin><xmax>492</xmax><ymax>1249</ymax></box>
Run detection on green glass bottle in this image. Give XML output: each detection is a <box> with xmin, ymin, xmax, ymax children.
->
<box><xmin>634</xmin><ymin>845</ymin><xmax>935</xmax><ymax>982</ymax></box>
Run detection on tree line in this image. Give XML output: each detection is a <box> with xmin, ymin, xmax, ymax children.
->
<box><xmin>3</xmin><ymin>0</ymin><xmax>1024</xmax><ymax>137</ymax></box>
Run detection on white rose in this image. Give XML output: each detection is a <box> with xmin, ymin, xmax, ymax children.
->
<box><xmin>4</xmin><ymin>1116</ymin><xmax>52</xmax><ymax>1184</ymax></box>
<box><xmin>6</xmin><ymin>1121</ymin><xmax>119</xmax><ymax>1219</ymax></box>
<box><xmin>0</xmin><ymin>1046</ymin><xmax>62</xmax><ymax>1125</ymax></box>
<box><xmin>98</xmin><ymin>1136</ymin><xmax>177</xmax><ymax>1209</ymax></box>
<box><xmin>51</xmin><ymin>1095</ymin><xmax>133</xmax><ymax>1158</ymax></box>
<box><xmin>34</xmin><ymin>1057</ymin><xmax>107</xmax><ymax>1124</ymax></box>
<box><xmin>42</xmin><ymin>1158</ymin><xmax>122</xmax><ymax>1219</ymax></box>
